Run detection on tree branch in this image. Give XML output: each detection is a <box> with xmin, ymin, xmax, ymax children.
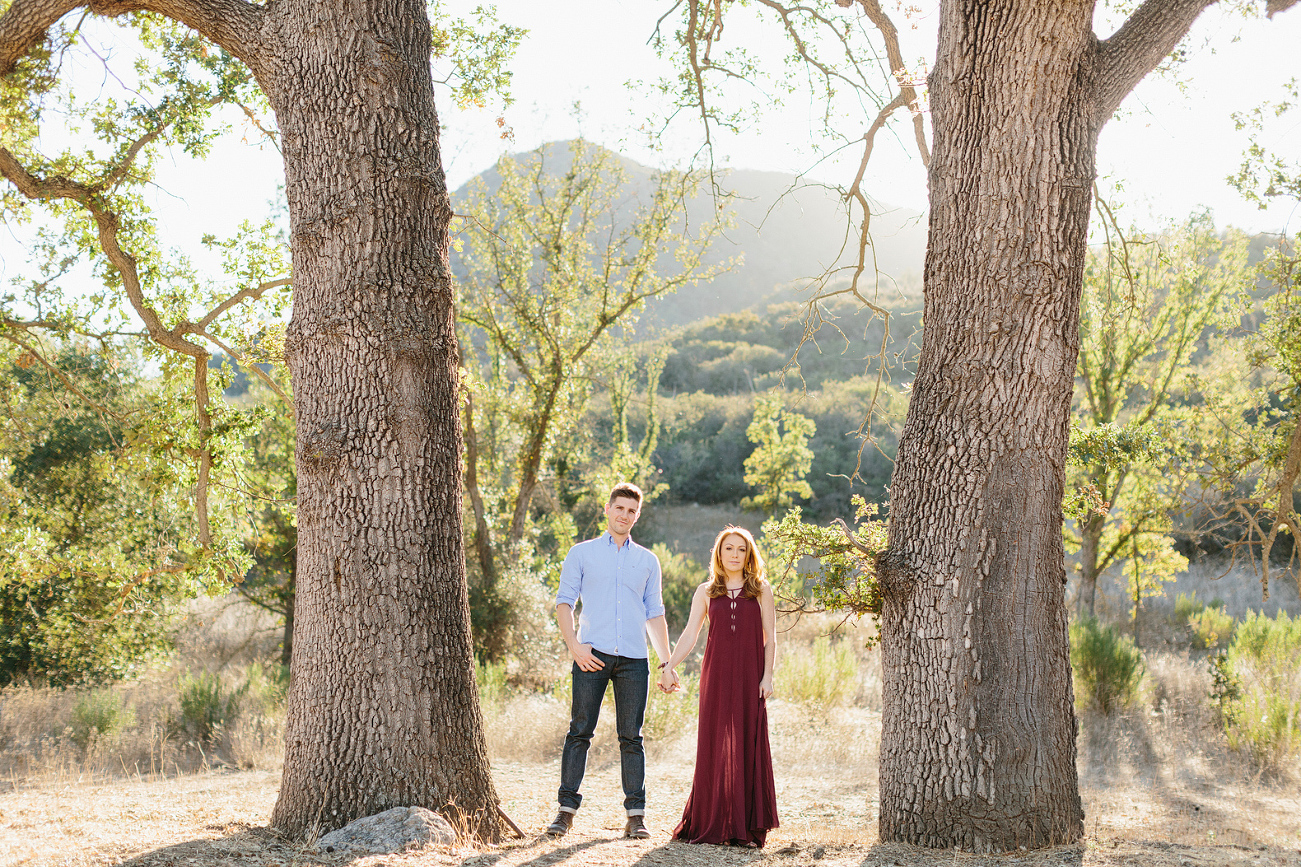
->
<box><xmin>831</xmin><ymin>517</ymin><xmax>877</xmax><ymax>559</ymax></box>
<box><xmin>1093</xmin><ymin>0</ymin><xmax>1217</xmax><ymax>126</ymax></box>
<box><xmin>194</xmin><ymin>277</ymin><xmax>290</xmax><ymax>332</ymax></box>
<box><xmin>0</xmin><ymin>0</ymin><xmax>269</xmax><ymax>83</ymax></box>
<box><xmin>0</xmin><ymin>328</ymin><xmax>128</xmax><ymax>420</ymax></box>
<box><xmin>854</xmin><ymin>0</ymin><xmax>928</xmax><ymax>165</ymax></box>
<box><xmin>0</xmin><ymin>0</ymin><xmax>81</xmax><ymax>75</ymax></box>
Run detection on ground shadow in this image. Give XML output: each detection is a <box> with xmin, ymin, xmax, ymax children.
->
<box><xmin>630</xmin><ymin>841</ymin><xmax>769</xmax><ymax>866</ymax></box>
<box><xmin>111</xmin><ymin>825</ymin><xmax>315</xmax><ymax>867</ymax></box>
<box><xmin>462</xmin><ymin>835</ymin><xmax>616</xmax><ymax>867</ymax></box>
<box><xmin>855</xmin><ymin>841</ymin><xmax>1086</xmax><ymax>866</ymax></box>
<box><xmin>108</xmin><ymin>825</ymin><xmax>620</xmax><ymax>867</ymax></box>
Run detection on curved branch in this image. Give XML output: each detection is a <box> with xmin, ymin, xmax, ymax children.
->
<box><xmin>1093</xmin><ymin>0</ymin><xmax>1216</xmax><ymax>127</ymax></box>
<box><xmin>196</xmin><ymin>325</ymin><xmax>294</xmax><ymax>409</ymax></box>
<box><xmin>831</xmin><ymin>517</ymin><xmax>877</xmax><ymax>559</ymax></box>
<box><xmin>0</xmin><ymin>328</ymin><xmax>129</xmax><ymax>421</ymax></box>
<box><xmin>195</xmin><ymin>277</ymin><xmax>290</xmax><ymax>331</ymax></box>
<box><xmin>854</xmin><ymin>0</ymin><xmax>929</xmax><ymax>164</ymax></box>
<box><xmin>0</xmin><ymin>0</ymin><xmax>269</xmax><ymax>83</ymax></box>
<box><xmin>0</xmin><ymin>146</ymin><xmax>207</xmax><ymax>358</ymax></box>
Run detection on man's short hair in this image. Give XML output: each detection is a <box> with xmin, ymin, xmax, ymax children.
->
<box><xmin>608</xmin><ymin>482</ymin><xmax>643</xmax><ymax>505</ymax></box>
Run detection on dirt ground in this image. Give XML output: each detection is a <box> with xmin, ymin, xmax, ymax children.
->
<box><xmin>2</xmin><ymin>756</ymin><xmax>1299</xmax><ymax>867</ymax></box>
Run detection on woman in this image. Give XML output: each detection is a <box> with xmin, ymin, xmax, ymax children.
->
<box><xmin>659</xmin><ymin>525</ymin><xmax>778</xmax><ymax>848</ymax></box>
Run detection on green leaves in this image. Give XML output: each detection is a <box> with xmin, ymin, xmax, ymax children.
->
<box><xmin>1067</xmin><ymin>421</ymin><xmax>1165</xmax><ymax>473</ymax></box>
<box><xmin>761</xmin><ymin>495</ymin><xmax>886</xmax><ymax>627</ymax></box>
<box><xmin>430</xmin><ymin>3</ymin><xmax>526</xmax><ymax>111</ymax></box>
<box><xmin>741</xmin><ymin>391</ymin><xmax>815</xmax><ymax>514</ymax></box>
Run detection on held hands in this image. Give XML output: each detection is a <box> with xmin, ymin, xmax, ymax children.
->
<box><xmin>658</xmin><ymin>665</ymin><xmax>680</xmax><ymax>693</ymax></box>
<box><xmin>570</xmin><ymin>643</ymin><xmax>604</xmax><ymax>672</ymax></box>
<box><xmin>759</xmin><ymin>676</ymin><xmax>773</xmax><ymax>701</ymax></box>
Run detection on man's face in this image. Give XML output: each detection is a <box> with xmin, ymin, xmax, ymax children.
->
<box><xmin>604</xmin><ymin>496</ymin><xmax>642</xmax><ymax>537</ymax></box>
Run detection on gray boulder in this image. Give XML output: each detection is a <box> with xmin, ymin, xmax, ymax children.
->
<box><xmin>315</xmin><ymin>806</ymin><xmax>457</xmax><ymax>854</ymax></box>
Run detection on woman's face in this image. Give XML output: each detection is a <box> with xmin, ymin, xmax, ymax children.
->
<box><xmin>719</xmin><ymin>534</ymin><xmax>748</xmax><ymax>578</ymax></box>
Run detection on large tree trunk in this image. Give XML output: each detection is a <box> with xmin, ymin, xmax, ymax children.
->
<box><xmin>877</xmin><ymin>0</ymin><xmax>1096</xmax><ymax>851</ymax></box>
<box><xmin>267</xmin><ymin>0</ymin><xmax>498</xmax><ymax>839</ymax></box>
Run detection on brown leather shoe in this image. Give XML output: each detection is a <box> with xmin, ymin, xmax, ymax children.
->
<box><xmin>624</xmin><ymin>815</ymin><xmax>650</xmax><ymax>839</ymax></box>
<box><xmin>545</xmin><ymin>810</ymin><xmax>574</xmax><ymax>837</ymax></box>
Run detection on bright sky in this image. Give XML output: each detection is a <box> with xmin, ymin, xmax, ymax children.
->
<box><xmin>3</xmin><ymin>0</ymin><xmax>1299</xmax><ymax>298</ymax></box>
<box><xmin>433</xmin><ymin>0</ymin><xmax>1301</xmax><ymax>236</ymax></box>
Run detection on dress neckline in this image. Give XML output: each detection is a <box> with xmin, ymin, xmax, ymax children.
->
<box><xmin>725</xmin><ymin>585</ymin><xmax>744</xmax><ymax>599</ymax></box>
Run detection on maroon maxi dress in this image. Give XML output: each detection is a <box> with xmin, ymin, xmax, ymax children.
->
<box><xmin>672</xmin><ymin>589</ymin><xmax>779</xmax><ymax>847</ymax></box>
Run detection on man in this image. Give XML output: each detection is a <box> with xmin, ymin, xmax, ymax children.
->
<box><xmin>546</xmin><ymin>482</ymin><xmax>673</xmax><ymax>840</ymax></box>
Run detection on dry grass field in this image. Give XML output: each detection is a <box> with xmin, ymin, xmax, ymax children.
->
<box><xmin>2</xmin><ymin>566</ymin><xmax>1300</xmax><ymax>867</ymax></box>
<box><xmin>2</xmin><ymin>720</ymin><xmax>1299</xmax><ymax>867</ymax></box>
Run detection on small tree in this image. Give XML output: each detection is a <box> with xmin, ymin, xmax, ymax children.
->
<box><xmin>457</xmin><ymin>140</ymin><xmax>722</xmax><ymax>588</ymax></box>
<box><xmin>741</xmin><ymin>392</ymin><xmax>815</xmax><ymax>514</ymax></box>
<box><xmin>1068</xmin><ymin>207</ymin><xmax>1248</xmax><ymax>616</ymax></box>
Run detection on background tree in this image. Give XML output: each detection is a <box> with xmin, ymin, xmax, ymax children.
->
<box><xmin>1070</xmin><ymin>208</ymin><xmax>1248</xmax><ymax>616</ymax></box>
<box><xmin>740</xmin><ymin>391</ymin><xmax>815</xmax><ymax>514</ymax></box>
<box><xmin>1198</xmin><ymin>81</ymin><xmax>1301</xmax><ymax>595</ymax></box>
<box><xmin>659</xmin><ymin>0</ymin><xmax>1300</xmax><ymax>851</ymax></box>
<box><xmin>456</xmin><ymin>139</ymin><xmax>721</xmax><ymax>591</ymax></box>
<box><xmin>0</xmin><ymin>342</ymin><xmax>198</xmax><ymax>684</ymax></box>
<box><xmin>233</xmin><ymin>381</ymin><xmax>297</xmax><ymax>668</ymax></box>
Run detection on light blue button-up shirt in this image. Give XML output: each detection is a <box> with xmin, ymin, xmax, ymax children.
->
<box><xmin>555</xmin><ymin>533</ymin><xmax>664</xmax><ymax>659</ymax></box>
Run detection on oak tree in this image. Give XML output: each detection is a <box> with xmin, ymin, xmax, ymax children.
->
<box><xmin>662</xmin><ymin>0</ymin><xmax>1299</xmax><ymax>852</ymax></box>
<box><xmin>0</xmin><ymin>0</ymin><xmax>512</xmax><ymax>841</ymax></box>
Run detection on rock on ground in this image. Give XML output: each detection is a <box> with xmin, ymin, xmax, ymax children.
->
<box><xmin>315</xmin><ymin>806</ymin><xmax>456</xmax><ymax>854</ymax></box>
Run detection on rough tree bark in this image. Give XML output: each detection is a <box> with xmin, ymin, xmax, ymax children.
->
<box><xmin>270</xmin><ymin>0</ymin><xmax>496</xmax><ymax>830</ymax></box>
<box><xmin>874</xmin><ymin>0</ymin><xmax>1297</xmax><ymax>852</ymax></box>
<box><xmin>0</xmin><ymin>0</ymin><xmax>500</xmax><ymax>842</ymax></box>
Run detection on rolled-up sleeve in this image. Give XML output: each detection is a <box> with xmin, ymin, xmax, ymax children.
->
<box><xmin>642</xmin><ymin>553</ymin><xmax>665</xmax><ymax>620</ymax></box>
<box><xmin>556</xmin><ymin>547</ymin><xmax>582</xmax><ymax>609</ymax></box>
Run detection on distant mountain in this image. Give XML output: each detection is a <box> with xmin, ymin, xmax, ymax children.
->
<box><xmin>451</xmin><ymin>140</ymin><xmax>928</xmax><ymax>332</ymax></box>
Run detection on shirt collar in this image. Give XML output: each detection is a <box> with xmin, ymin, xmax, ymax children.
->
<box><xmin>603</xmin><ymin>532</ymin><xmax>636</xmax><ymax>550</ymax></box>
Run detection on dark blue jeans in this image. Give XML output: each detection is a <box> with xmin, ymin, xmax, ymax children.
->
<box><xmin>558</xmin><ymin>650</ymin><xmax>649</xmax><ymax>814</ymax></box>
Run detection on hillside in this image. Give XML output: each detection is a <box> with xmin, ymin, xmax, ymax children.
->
<box><xmin>451</xmin><ymin>140</ymin><xmax>928</xmax><ymax>331</ymax></box>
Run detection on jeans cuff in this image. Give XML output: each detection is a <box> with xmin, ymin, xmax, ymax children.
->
<box><xmin>626</xmin><ymin>809</ymin><xmax>645</xmax><ymax>817</ymax></box>
<box><xmin>558</xmin><ymin>806</ymin><xmax>578</xmax><ymax>815</ymax></box>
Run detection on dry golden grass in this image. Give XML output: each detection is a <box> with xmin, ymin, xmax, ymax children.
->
<box><xmin>3</xmin><ymin>745</ymin><xmax>1298</xmax><ymax>867</ymax></box>
<box><xmin>3</xmin><ymin>595</ymin><xmax>1300</xmax><ymax>866</ymax></box>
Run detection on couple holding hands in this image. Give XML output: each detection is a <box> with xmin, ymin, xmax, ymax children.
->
<box><xmin>545</xmin><ymin>482</ymin><xmax>778</xmax><ymax>849</ymax></box>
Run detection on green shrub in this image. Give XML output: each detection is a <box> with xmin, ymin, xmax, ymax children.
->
<box><xmin>70</xmin><ymin>689</ymin><xmax>136</xmax><ymax>748</ymax></box>
<box><xmin>1174</xmin><ymin>591</ymin><xmax>1208</xmax><ymax>622</ymax></box>
<box><xmin>234</xmin><ymin>662</ymin><xmax>288</xmax><ymax>718</ymax></box>
<box><xmin>1069</xmin><ymin>617</ymin><xmax>1144</xmax><ymax>715</ymax></box>
<box><xmin>175</xmin><ymin>670</ymin><xmax>233</xmax><ymax>743</ymax></box>
<box><xmin>476</xmin><ymin>660</ymin><xmax>508</xmax><ymax>709</ymax></box>
<box><xmin>654</xmin><ymin>545</ymin><xmax>704</xmax><ymax>635</ymax></box>
<box><xmin>775</xmin><ymin>636</ymin><xmax>859</xmax><ymax>712</ymax></box>
<box><xmin>1214</xmin><ymin>610</ymin><xmax>1301</xmax><ymax>772</ymax></box>
<box><xmin>1188</xmin><ymin>605</ymin><xmax>1236</xmax><ymax>650</ymax></box>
